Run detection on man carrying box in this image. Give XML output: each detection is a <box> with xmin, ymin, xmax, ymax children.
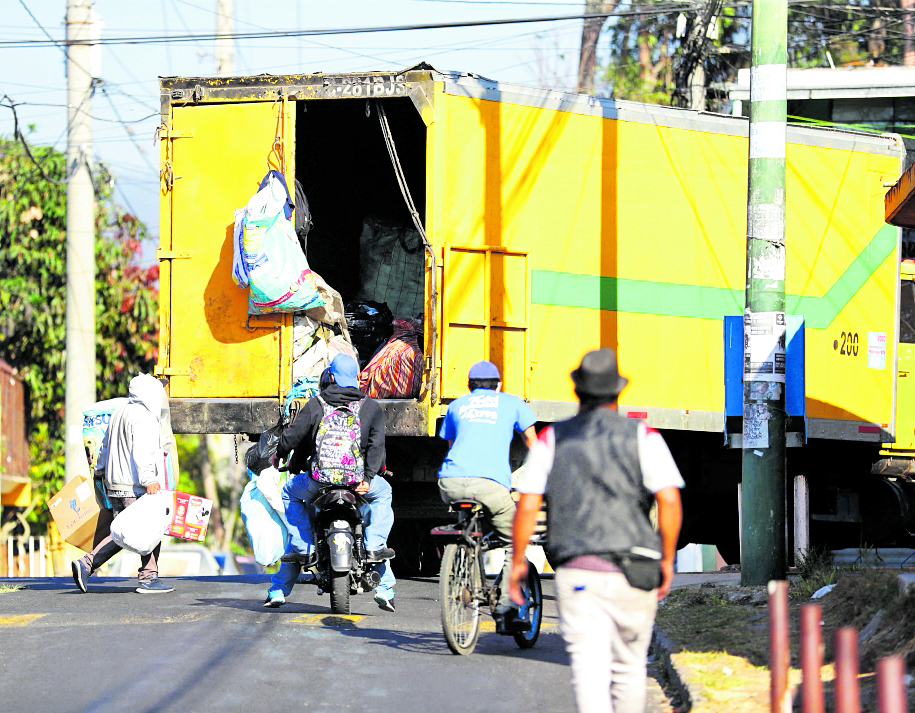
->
<box><xmin>71</xmin><ymin>374</ymin><xmax>174</xmax><ymax>594</ymax></box>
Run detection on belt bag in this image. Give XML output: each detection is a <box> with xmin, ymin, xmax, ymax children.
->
<box><xmin>612</xmin><ymin>552</ymin><xmax>662</xmax><ymax>591</ymax></box>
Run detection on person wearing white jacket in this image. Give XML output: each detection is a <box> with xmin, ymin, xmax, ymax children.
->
<box><xmin>71</xmin><ymin>374</ymin><xmax>174</xmax><ymax>594</ymax></box>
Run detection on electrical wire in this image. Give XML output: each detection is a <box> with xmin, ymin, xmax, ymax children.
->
<box><xmin>0</xmin><ymin>5</ymin><xmax>699</xmax><ymax>49</ymax></box>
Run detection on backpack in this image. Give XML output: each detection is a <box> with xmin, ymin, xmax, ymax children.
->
<box><xmin>310</xmin><ymin>395</ymin><xmax>366</xmax><ymax>485</ymax></box>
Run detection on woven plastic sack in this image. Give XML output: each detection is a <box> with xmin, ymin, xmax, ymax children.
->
<box><xmin>109</xmin><ymin>492</ymin><xmax>171</xmax><ymax>556</ymax></box>
<box><xmin>353</xmin><ymin>217</ymin><xmax>424</xmax><ymax>319</ymax></box>
<box><xmin>359</xmin><ymin>318</ymin><xmax>423</xmax><ymax>399</ymax></box>
<box><xmin>240</xmin><ymin>481</ymin><xmax>288</xmax><ymax>566</ymax></box>
<box><xmin>243</xmin><ymin>173</ymin><xmax>325</xmax><ymax>315</ymax></box>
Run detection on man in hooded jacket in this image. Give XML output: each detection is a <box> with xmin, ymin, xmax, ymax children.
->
<box><xmin>264</xmin><ymin>354</ymin><xmax>396</xmax><ymax>611</ymax></box>
<box><xmin>71</xmin><ymin>373</ymin><xmax>174</xmax><ymax>594</ymax></box>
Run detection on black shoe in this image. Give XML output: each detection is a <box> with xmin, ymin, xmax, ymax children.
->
<box><xmin>71</xmin><ymin>560</ymin><xmax>89</xmax><ymax>593</ymax></box>
<box><xmin>280</xmin><ymin>552</ymin><xmax>317</xmax><ymax>567</ymax></box>
<box><xmin>494</xmin><ymin>607</ymin><xmax>531</xmax><ymax>634</ymax></box>
<box><xmin>366</xmin><ymin>547</ymin><xmax>395</xmax><ymax>562</ymax></box>
<box><xmin>135</xmin><ymin>579</ymin><xmax>175</xmax><ymax>594</ymax></box>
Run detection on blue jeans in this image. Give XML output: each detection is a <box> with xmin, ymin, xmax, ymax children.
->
<box><xmin>269</xmin><ymin>474</ymin><xmax>395</xmax><ymax>598</ymax></box>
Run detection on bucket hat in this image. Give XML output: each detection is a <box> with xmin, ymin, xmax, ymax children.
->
<box><xmin>571</xmin><ymin>349</ymin><xmax>628</xmax><ymax>397</ymax></box>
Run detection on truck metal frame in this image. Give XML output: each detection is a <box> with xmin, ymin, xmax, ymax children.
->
<box><xmin>157</xmin><ymin>66</ymin><xmax>913</xmax><ymax>566</ymax></box>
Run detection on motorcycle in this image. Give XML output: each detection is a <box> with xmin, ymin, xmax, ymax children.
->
<box><xmin>282</xmin><ymin>484</ymin><xmax>380</xmax><ymax>615</ymax></box>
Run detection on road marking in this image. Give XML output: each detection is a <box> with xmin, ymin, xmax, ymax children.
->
<box><xmin>0</xmin><ymin>614</ymin><xmax>47</xmax><ymax>627</ymax></box>
<box><xmin>479</xmin><ymin>621</ymin><xmax>557</xmax><ymax>633</ymax></box>
<box><xmin>291</xmin><ymin>614</ymin><xmax>365</xmax><ymax>628</ymax></box>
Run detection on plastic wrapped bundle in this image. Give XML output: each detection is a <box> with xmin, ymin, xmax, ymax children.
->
<box><xmin>344</xmin><ymin>300</ymin><xmax>394</xmax><ymax>368</ymax></box>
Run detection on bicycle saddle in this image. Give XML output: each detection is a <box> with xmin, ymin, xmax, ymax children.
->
<box><xmin>448</xmin><ymin>499</ymin><xmax>484</xmax><ymax>513</ymax></box>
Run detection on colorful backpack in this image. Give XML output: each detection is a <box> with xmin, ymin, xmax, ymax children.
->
<box><xmin>310</xmin><ymin>395</ymin><xmax>366</xmax><ymax>485</ymax></box>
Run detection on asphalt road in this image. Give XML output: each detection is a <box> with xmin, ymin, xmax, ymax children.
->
<box><xmin>0</xmin><ymin>574</ymin><xmax>673</xmax><ymax>713</ymax></box>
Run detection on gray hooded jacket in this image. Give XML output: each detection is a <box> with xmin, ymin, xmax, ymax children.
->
<box><xmin>95</xmin><ymin>374</ymin><xmax>165</xmax><ymax>497</ymax></box>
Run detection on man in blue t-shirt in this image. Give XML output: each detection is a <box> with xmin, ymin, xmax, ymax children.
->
<box><xmin>438</xmin><ymin>360</ymin><xmax>537</xmax><ymax>632</ymax></box>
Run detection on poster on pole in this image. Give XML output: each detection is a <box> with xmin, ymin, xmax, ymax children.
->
<box><xmin>744</xmin><ymin>310</ymin><xmax>786</xmax><ymax>383</ymax></box>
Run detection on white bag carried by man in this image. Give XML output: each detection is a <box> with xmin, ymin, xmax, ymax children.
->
<box><xmin>109</xmin><ymin>492</ymin><xmax>171</xmax><ymax>555</ymax></box>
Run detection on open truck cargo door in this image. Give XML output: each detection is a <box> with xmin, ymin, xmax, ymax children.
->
<box><xmin>157</xmin><ymin>100</ymin><xmax>295</xmax><ymax>403</ymax></box>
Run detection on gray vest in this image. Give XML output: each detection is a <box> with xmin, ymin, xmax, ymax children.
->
<box><xmin>546</xmin><ymin>409</ymin><xmax>661</xmax><ymax>565</ymax></box>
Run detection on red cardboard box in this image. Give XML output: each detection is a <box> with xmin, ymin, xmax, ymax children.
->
<box><xmin>166</xmin><ymin>491</ymin><xmax>213</xmax><ymax>543</ymax></box>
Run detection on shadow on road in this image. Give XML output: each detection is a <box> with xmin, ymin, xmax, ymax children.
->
<box><xmin>191</xmin><ymin>596</ymin><xmax>330</xmax><ymax>615</ymax></box>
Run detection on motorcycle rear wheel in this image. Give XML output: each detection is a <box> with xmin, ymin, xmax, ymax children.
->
<box><xmin>329</xmin><ymin>570</ymin><xmax>351</xmax><ymax>615</ymax></box>
<box><xmin>440</xmin><ymin>543</ymin><xmax>481</xmax><ymax>655</ymax></box>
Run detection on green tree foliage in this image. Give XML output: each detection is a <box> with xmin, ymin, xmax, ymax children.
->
<box><xmin>0</xmin><ymin>136</ymin><xmax>158</xmax><ymax>517</ymax></box>
<box><xmin>597</xmin><ymin>0</ymin><xmax>914</xmax><ymax>109</ymax></box>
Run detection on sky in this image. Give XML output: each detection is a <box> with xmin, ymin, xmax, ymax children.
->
<box><xmin>0</xmin><ymin>0</ymin><xmax>594</xmax><ymax>263</ymax></box>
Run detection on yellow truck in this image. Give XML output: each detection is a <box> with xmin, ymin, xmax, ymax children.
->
<box><xmin>157</xmin><ymin>66</ymin><xmax>914</xmax><ymax>569</ymax></box>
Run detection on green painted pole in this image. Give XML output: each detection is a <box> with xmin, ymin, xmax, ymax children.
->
<box><xmin>741</xmin><ymin>0</ymin><xmax>788</xmax><ymax>586</ymax></box>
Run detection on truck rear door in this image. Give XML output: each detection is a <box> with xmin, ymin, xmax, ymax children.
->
<box><xmin>158</xmin><ymin>100</ymin><xmax>294</xmax><ymax>399</ymax></box>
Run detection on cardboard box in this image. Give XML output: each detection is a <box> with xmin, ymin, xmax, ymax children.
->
<box><xmin>47</xmin><ymin>476</ymin><xmax>109</xmax><ymax>552</ymax></box>
<box><xmin>166</xmin><ymin>492</ymin><xmax>213</xmax><ymax>543</ymax></box>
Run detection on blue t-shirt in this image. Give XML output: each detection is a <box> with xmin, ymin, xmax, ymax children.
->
<box><xmin>437</xmin><ymin>389</ymin><xmax>537</xmax><ymax>489</ymax></box>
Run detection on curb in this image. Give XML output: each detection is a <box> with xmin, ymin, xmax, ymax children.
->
<box><xmin>651</xmin><ymin>626</ymin><xmax>704</xmax><ymax>711</ymax></box>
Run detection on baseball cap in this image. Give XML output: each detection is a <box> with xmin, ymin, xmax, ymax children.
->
<box><xmin>468</xmin><ymin>361</ymin><xmax>501</xmax><ymax>380</ymax></box>
<box><xmin>329</xmin><ymin>354</ymin><xmax>359</xmax><ymax>389</ymax></box>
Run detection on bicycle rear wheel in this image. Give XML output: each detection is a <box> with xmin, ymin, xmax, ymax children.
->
<box><xmin>513</xmin><ymin>562</ymin><xmax>543</xmax><ymax>649</ymax></box>
<box><xmin>439</xmin><ymin>543</ymin><xmax>481</xmax><ymax>655</ymax></box>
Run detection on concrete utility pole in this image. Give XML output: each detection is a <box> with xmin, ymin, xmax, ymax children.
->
<box><xmin>741</xmin><ymin>0</ymin><xmax>788</xmax><ymax>585</ymax></box>
<box><xmin>215</xmin><ymin>0</ymin><xmax>233</xmax><ymax>77</ymax></box>
<box><xmin>64</xmin><ymin>0</ymin><xmax>97</xmax><ymax>483</ymax></box>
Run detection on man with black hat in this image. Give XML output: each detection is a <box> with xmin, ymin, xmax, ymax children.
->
<box><xmin>437</xmin><ymin>360</ymin><xmax>538</xmax><ymax>632</ymax></box>
<box><xmin>509</xmin><ymin>349</ymin><xmax>683</xmax><ymax>713</ymax></box>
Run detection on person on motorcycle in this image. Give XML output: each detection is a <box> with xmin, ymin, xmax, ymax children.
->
<box><xmin>264</xmin><ymin>354</ymin><xmax>396</xmax><ymax>612</ymax></box>
<box><xmin>437</xmin><ymin>361</ymin><xmax>537</xmax><ymax>633</ymax></box>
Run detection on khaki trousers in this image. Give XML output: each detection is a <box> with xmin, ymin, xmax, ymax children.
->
<box><xmin>556</xmin><ymin>567</ymin><xmax>658</xmax><ymax>713</ymax></box>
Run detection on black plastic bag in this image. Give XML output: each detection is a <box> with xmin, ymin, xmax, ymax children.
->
<box><xmin>344</xmin><ymin>299</ymin><xmax>394</xmax><ymax>368</ymax></box>
<box><xmin>244</xmin><ymin>422</ymin><xmax>284</xmax><ymax>475</ymax></box>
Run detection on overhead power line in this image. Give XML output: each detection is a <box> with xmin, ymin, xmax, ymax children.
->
<box><xmin>0</xmin><ymin>6</ymin><xmax>697</xmax><ymax>49</ymax></box>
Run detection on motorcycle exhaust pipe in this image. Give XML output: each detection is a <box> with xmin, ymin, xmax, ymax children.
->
<box><xmin>361</xmin><ymin>570</ymin><xmax>381</xmax><ymax>590</ymax></box>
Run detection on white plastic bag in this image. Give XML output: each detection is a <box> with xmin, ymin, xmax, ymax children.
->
<box><xmin>255</xmin><ymin>466</ymin><xmax>287</xmax><ymax>519</ymax></box>
<box><xmin>109</xmin><ymin>492</ymin><xmax>171</xmax><ymax>556</ymax></box>
<box><xmin>240</xmin><ymin>481</ymin><xmax>288</xmax><ymax>566</ymax></box>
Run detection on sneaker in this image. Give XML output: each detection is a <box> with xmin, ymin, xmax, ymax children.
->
<box><xmin>366</xmin><ymin>547</ymin><xmax>395</xmax><ymax>562</ymax></box>
<box><xmin>263</xmin><ymin>592</ymin><xmax>286</xmax><ymax>608</ymax></box>
<box><xmin>135</xmin><ymin>579</ymin><xmax>175</xmax><ymax>594</ymax></box>
<box><xmin>374</xmin><ymin>593</ymin><xmax>396</xmax><ymax>612</ymax></box>
<box><xmin>71</xmin><ymin>560</ymin><xmax>89</xmax><ymax>594</ymax></box>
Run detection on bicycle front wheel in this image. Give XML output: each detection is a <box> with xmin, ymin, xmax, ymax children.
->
<box><xmin>439</xmin><ymin>542</ymin><xmax>481</xmax><ymax>655</ymax></box>
<box><xmin>513</xmin><ymin>562</ymin><xmax>543</xmax><ymax>649</ymax></box>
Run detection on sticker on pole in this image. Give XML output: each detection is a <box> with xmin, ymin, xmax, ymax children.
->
<box><xmin>744</xmin><ymin>310</ymin><xmax>786</xmax><ymax>383</ymax></box>
<box><xmin>743</xmin><ymin>403</ymin><xmax>770</xmax><ymax>449</ymax></box>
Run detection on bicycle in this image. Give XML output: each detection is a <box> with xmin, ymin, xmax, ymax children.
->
<box><xmin>432</xmin><ymin>499</ymin><xmax>543</xmax><ymax>655</ymax></box>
